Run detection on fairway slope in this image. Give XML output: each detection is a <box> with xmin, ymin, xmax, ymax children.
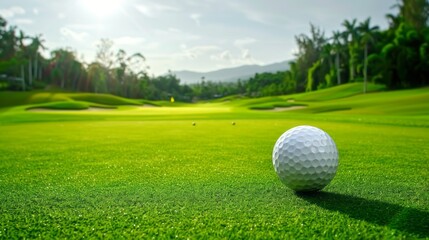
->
<box><xmin>26</xmin><ymin>101</ymin><xmax>116</xmax><ymax>111</ymax></box>
<box><xmin>289</xmin><ymin>82</ymin><xmax>386</xmax><ymax>101</ymax></box>
<box><xmin>0</xmin><ymin>91</ymin><xmax>142</xmax><ymax>109</ymax></box>
<box><xmin>0</xmin><ymin>85</ymin><xmax>428</xmax><ymax>127</ymax></box>
<box><xmin>239</xmin><ymin>84</ymin><xmax>428</xmax><ymax>116</ymax></box>
<box><xmin>242</xmin><ymin>83</ymin><xmax>385</xmax><ymax>110</ymax></box>
<box><xmin>292</xmin><ymin>87</ymin><xmax>429</xmax><ymax>115</ymax></box>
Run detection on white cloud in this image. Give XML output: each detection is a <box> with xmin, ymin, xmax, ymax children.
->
<box><xmin>190</xmin><ymin>13</ymin><xmax>201</xmax><ymax>26</ymax></box>
<box><xmin>168</xmin><ymin>28</ymin><xmax>181</xmax><ymax>33</ymax></box>
<box><xmin>136</xmin><ymin>3</ymin><xmax>180</xmax><ymax>18</ymax></box>
<box><xmin>183</xmin><ymin>45</ymin><xmax>220</xmax><ymax>59</ymax></box>
<box><xmin>155</xmin><ymin>28</ymin><xmax>201</xmax><ymax>41</ymax></box>
<box><xmin>210</xmin><ymin>48</ymin><xmax>259</xmax><ymax>66</ymax></box>
<box><xmin>207</xmin><ymin>38</ymin><xmax>258</xmax><ymax>65</ymax></box>
<box><xmin>145</xmin><ymin>42</ymin><xmax>160</xmax><ymax>50</ymax></box>
<box><xmin>211</xmin><ymin>50</ymin><xmax>232</xmax><ymax>61</ymax></box>
<box><xmin>0</xmin><ymin>6</ymin><xmax>25</xmax><ymax>18</ymax></box>
<box><xmin>136</xmin><ymin>5</ymin><xmax>152</xmax><ymax>17</ymax></box>
<box><xmin>66</xmin><ymin>24</ymin><xmax>101</xmax><ymax>31</ymax></box>
<box><xmin>153</xmin><ymin>3</ymin><xmax>180</xmax><ymax>12</ymax></box>
<box><xmin>220</xmin><ymin>51</ymin><xmax>232</xmax><ymax>60</ymax></box>
<box><xmin>33</xmin><ymin>8</ymin><xmax>39</xmax><ymax>15</ymax></box>
<box><xmin>58</xmin><ymin>13</ymin><xmax>66</xmax><ymax>19</ymax></box>
<box><xmin>205</xmin><ymin>36</ymin><xmax>259</xmax><ymax>65</ymax></box>
<box><xmin>60</xmin><ymin>27</ymin><xmax>88</xmax><ymax>42</ymax></box>
<box><xmin>113</xmin><ymin>36</ymin><xmax>145</xmax><ymax>46</ymax></box>
<box><xmin>234</xmin><ymin>38</ymin><xmax>257</xmax><ymax>48</ymax></box>
<box><xmin>13</xmin><ymin>18</ymin><xmax>33</xmax><ymax>25</ymax></box>
<box><xmin>241</xmin><ymin>49</ymin><xmax>251</xmax><ymax>59</ymax></box>
<box><xmin>228</xmin><ymin>2</ymin><xmax>274</xmax><ymax>25</ymax></box>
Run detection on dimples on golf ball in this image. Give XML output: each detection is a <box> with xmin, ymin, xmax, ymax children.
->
<box><xmin>272</xmin><ymin>125</ymin><xmax>338</xmax><ymax>192</ymax></box>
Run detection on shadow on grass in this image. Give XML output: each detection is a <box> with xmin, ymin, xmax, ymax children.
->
<box><xmin>297</xmin><ymin>191</ymin><xmax>429</xmax><ymax>238</ymax></box>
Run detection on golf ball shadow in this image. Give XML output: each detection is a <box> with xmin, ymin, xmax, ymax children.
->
<box><xmin>296</xmin><ymin>191</ymin><xmax>429</xmax><ymax>238</ymax></box>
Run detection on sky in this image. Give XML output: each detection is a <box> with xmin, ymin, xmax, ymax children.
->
<box><xmin>0</xmin><ymin>0</ymin><xmax>397</xmax><ymax>76</ymax></box>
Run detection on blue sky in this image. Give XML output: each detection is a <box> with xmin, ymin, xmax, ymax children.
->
<box><xmin>0</xmin><ymin>0</ymin><xmax>397</xmax><ymax>76</ymax></box>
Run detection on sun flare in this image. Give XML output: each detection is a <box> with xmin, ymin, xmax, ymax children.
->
<box><xmin>81</xmin><ymin>0</ymin><xmax>121</xmax><ymax>17</ymax></box>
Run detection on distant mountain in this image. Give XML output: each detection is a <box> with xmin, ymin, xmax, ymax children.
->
<box><xmin>171</xmin><ymin>60</ymin><xmax>291</xmax><ymax>84</ymax></box>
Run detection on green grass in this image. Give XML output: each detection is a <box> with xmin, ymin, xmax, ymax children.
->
<box><xmin>248</xmin><ymin>102</ymin><xmax>306</xmax><ymax>110</ymax></box>
<box><xmin>292</xmin><ymin>87</ymin><xmax>429</xmax><ymax>115</ymax></box>
<box><xmin>237</xmin><ymin>83</ymin><xmax>387</xmax><ymax>111</ymax></box>
<box><xmin>25</xmin><ymin>101</ymin><xmax>117</xmax><ymax>111</ymax></box>
<box><xmin>0</xmin><ymin>91</ymin><xmax>142</xmax><ymax>109</ymax></box>
<box><xmin>0</xmin><ymin>119</ymin><xmax>427</xmax><ymax>239</ymax></box>
<box><xmin>289</xmin><ymin>82</ymin><xmax>386</xmax><ymax>101</ymax></box>
<box><xmin>236</xmin><ymin>83</ymin><xmax>428</xmax><ymax>115</ymax></box>
<box><xmin>0</xmin><ymin>85</ymin><xmax>428</xmax><ymax>238</ymax></box>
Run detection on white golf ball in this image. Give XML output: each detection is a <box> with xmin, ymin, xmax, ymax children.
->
<box><xmin>272</xmin><ymin>125</ymin><xmax>339</xmax><ymax>192</ymax></box>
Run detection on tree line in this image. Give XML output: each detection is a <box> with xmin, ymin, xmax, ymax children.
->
<box><xmin>0</xmin><ymin>0</ymin><xmax>428</xmax><ymax>101</ymax></box>
<box><xmin>247</xmin><ymin>0</ymin><xmax>429</xmax><ymax>97</ymax></box>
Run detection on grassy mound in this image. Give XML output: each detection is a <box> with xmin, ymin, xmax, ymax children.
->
<box><xmin>68</xmin><ymin>93</ymin><xmax>141</xmax><ymax>106</ymax></box>
<box><xmin>0</xmin><ymin>91</ymin><xmax>142</xmax><ymax>109</ymax></box>
<box><xmin>234</xmin><ymin>83</ymin><xmax>385</xmax><ymax>110</ymax></box>
<box><xmin>236</xmin><ymin>83</ymin><xmax>428</xmax><ymax>115</ymax></box>
<box><xmin>294</xmin><ymin>87</ymin><xmax>429</xmax><ymax>115</ymax></box>
<box><xmin>249</xmin><ymin>102</ymin><xmax>306</xmax><ymax>110</ymax></box>
<box><xmin>26</xmin><ymin>101</ymin><xmax>117</xmax><ymax>111</ymax></box>
<box><xmin>233</xmin><ymin>96</ymin><xmax>286</xmax><ymax>108</ymax></box>
<box><xmin>140</xmin><ymin>100</ymin><xmax>161</xmax><ymax>107</ymax></box>
<box><xmin>27</xmin><ymin>101</ymin><xmax>89</xmax><ymax>110</ymax></box>
<box><xmin>289</xmin><ymin>83</ymin><xmax>386</xmax><ymax>101</ymax></box>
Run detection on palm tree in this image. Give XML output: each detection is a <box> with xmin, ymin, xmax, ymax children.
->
<box><xmin>16</xmin><ymin>30</ymin><xmax>31</xmax><ymax>86</ymax></box>
<box><xmin>342</xmin><ymin>19</ymin><xmax>358</xmax><ymax>82</ymax></box>
<box><xmin>359</xmin><ymin>18</ymin><xmax>379</xmax><ymax>93</ymax></box>
<box><xmin>385</xmin><ymin>13</ymin><xmax>402</xmax><ymax>30</ymax></box>
<box><xmin>332</xmin><ymin>31</ymin><xmax>343</xmax><ymax>85</ymax></box>
<box><xmin>29</xmin><ymin>34</ymin><xmax>47</xmax><ymax>82</ymax></box>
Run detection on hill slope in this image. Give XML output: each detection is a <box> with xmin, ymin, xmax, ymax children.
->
<box><xmin>172</xmin><ymin>60</ymin><xmax>290</xmax><ymax>84</ymax></box>
<box><xmin>233</xmin><ymin>83</ymin><xmax>429</xmax><ymax>116</ymax></box>
<box><xmin>0</xmin><ymin>92</ymin><xmax>142</xmax><ymax>109</ymax></box>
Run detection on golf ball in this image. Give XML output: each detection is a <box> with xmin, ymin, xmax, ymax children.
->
<box><xmin>272</xmin><ymin>125</ymin><xmax>338</xmax><ymax>192</ymax></box>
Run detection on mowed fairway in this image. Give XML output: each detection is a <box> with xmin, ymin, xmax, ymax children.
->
<box><xmin>0</xmin><ymin>87</ymin><xmax>428</xmax><ymax>238</ymax></box>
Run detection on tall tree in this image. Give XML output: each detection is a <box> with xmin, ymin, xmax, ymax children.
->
<box><xmin>398</xmin><ymin>0</ymin><xmax>429</xmax><ymax>30</ymax></box>
<box><xmin>359</xmin><ymin>18</ymin><xmax>379</xmax><ymax>93</ymax></box>
<box><xmin>49</xmin><ymin>49</ymin><xmax>77</xmax><ymax>89</ymax></box>
<box><xmin>96</xmin><ymin>38</ymin><xmax>114</xmax><ymax>69</ymax></box>
<box><xmin>294</xmin><ymin>24</ymin><xmax>326</xmax><ymax>91</ymax></box>
<box><xmin>87</xmin><ymin>62</ymin><xmax>107</xmax><ymax>93</ymax></box>
<box><xmin>332</xmin><ymin>31</ymin><xmax>343</xmax><ymax>85</ymax></box>
<box><xmin>0</xmin><ymin>16</ymin><xmax>18</xmax><ymax>61</ymax></box>
<box><xmin>29</xmin><ymin>34</ymin><xmax>46</xmax><ymax>82</ymax></box>
<box><xmin>95</xmin><ymin>39</ymin><xmax>114</xmax><ymax>92</ymax></box>
<box><xmin>342</xmin><ymin>19</ymin><xmax>359</xmax><ymax>82</ymax></box>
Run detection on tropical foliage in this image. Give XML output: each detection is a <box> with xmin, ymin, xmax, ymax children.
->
<box><xmin>0</xmin><ymin>0</ymin><xmax>428</xmax><ymax>101</ymax></box>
